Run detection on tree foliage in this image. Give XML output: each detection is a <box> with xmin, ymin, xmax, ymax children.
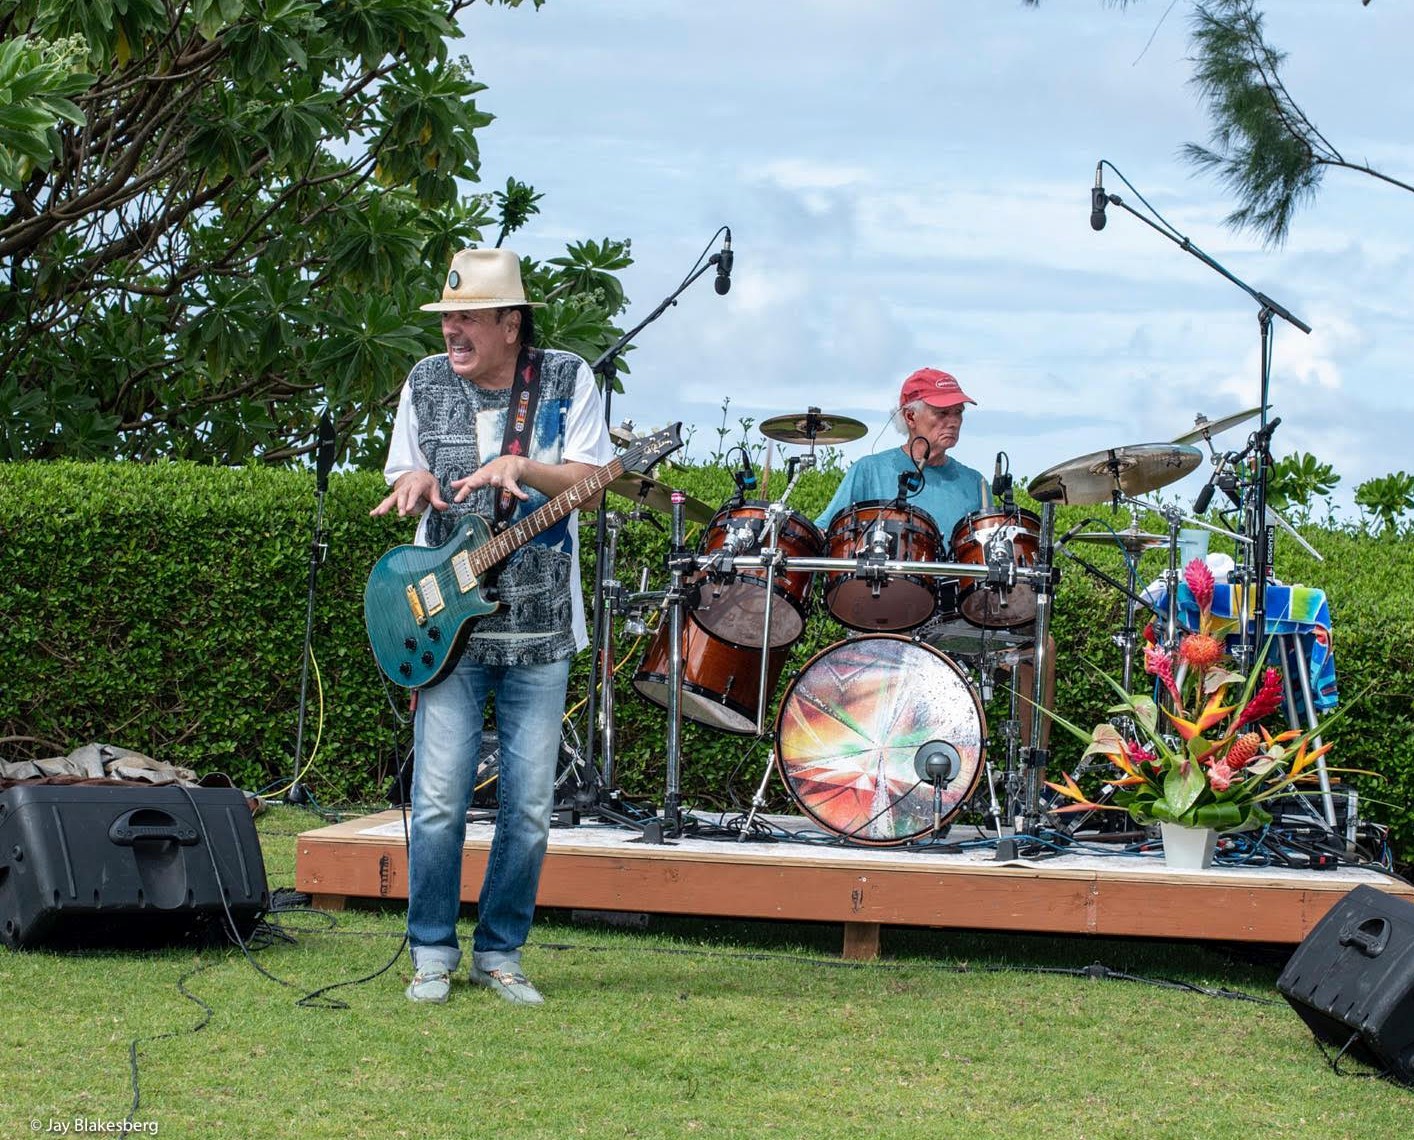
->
<box><xmin>0</xmin><ymin>0</ymin><xmax>635</xmax><ymax>469</ymax></box>
<box><xmin>1181</xmin><ymin>1</ymin><xmax>1409</xmax><ymax>245</ymax></box>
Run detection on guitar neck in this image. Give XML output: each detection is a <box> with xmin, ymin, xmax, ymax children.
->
<box><xmin>466</xmin><ymin>456</ymin><xmax>628</xmax><ymax>575</ymax></box>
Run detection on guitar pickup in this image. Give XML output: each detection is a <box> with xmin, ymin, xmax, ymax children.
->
<box><xmin>405</xmin><ymin>574</ymin><xmax>446</xmax><ymax>625</ymax></box>
<box><xmin>451</xmin><ymin>550</ymin><xmax>477</xmax><ymax>594</ymax></box>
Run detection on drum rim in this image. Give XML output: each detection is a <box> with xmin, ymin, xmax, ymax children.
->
<box><xmin>704</xmin><ymin>499</ymin><xmax>826</xmax><ymax>544</ymax></box>
<box><xmin>772</xmin><ymin>633</ymin><xmax>986</xmax><ymax>846</ymax></box>
<box><xmin>951</xmin><ymin>505</ymin><xmax>1042</xmax><ymax>536</ymax></box>
<box><xmin>827</xmin><ymin>498</ymin><xmax>941</xmax><ymax>536</ymax></box>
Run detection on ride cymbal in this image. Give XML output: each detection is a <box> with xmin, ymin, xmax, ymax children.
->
<box><xmin>605</xmin><ymin>471</ymin><xmax>716</xmax><ymax>524</ymax></box>
<box><xmin>1029</xmin><ymin>443</ymin><xmax>1202</xmax><ymax>505</ymax></box>
<box><xmin>1171</xmin><ymin>406</ymin><xmax>1266</xmax><ymax>445</ymax></box>
<box><xmin>759</xmin><ymin>410</ymin><xmax>867</xmax><ymax>446</ymax></box>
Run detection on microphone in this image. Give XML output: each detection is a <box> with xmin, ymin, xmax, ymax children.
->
<box><xmin>991</xmin><ymin>451</ymin><xmax>1012</xmax><ymax>500</ymax></box>
<box><xmin>739</xmin><ymin>446</ymin><xmax>756</xmax><ymax>493</ymax></box>
<box><xmin>1090</xmin><ymin>162</ymin><xmax>1108</xmax><ymax>231</ymax></box>
<box><xmin>1192</xmin><ymin>458</ymin><xmax>1224</xmax><ymax>515</ymax></box>
<box><xmin>1057</xmin><ymin>519</ymin><xmax>1090</xmax><ymax>546</ymax></box>
<box><xmin>316</xmin><ymin>409</ymin><xmax>336</xmax><ymax>493</ymax></box>
<box><xmin>713</xmin><ymin>230</ymin><xmax>734</xmax><ymax>295</ymax></box>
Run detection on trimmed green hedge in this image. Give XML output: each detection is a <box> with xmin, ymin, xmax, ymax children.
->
<box><xmin>2</xmin><ymin>461</ymin><xmax>1410</xmax><ymax>861</ymax></box>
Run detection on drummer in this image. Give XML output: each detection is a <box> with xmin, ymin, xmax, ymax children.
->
<box><xmin>815</xmin><ymin>367</ymin><xmax>988</xmax><ymax>540</ymax></box>
<box><xmin>816</xmin><ymin>366</ymin><xmax>1053</xmax><ymax>749</ymax></box>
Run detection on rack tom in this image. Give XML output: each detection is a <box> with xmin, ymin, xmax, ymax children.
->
<box><xmin>823</xmin><ymin>501</ymin><xmax>942</xmax><ymax>632</ymax></box>
<box><xmin>691</xmin><ymin>501</ymin><xmax>822</xmax><ymax>649</ymax></box>
<box><xmin>949</xmin><ymin>507</ymin><xmax>1041</xmax><ymax>629</ymax></box>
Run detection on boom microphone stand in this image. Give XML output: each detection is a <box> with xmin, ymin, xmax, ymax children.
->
<box><xmin>579</xmin><ymin>228</ymin><xmax>734</xmax><ymax>840</ymax></box>
<box><xmin>288</xmin><ymin>409</ymin><xmax>336</xmax><ymax>806</ymax></box>
<box><xmin>1091</xmin><ymin>161</ymin><xmax>1310</xmax><ymax>670</ymax></box>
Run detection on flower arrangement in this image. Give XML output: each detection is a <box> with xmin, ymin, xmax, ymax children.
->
<box><xmin>1045</xmin><ymin>558</ymin><xmax>1344</xmax><ymax>833</ymax></box>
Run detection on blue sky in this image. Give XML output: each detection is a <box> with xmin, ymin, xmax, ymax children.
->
<box><xmin>453</xmin><ymin>1</ymin><xmax>1414</xmax><ymax>521</ymax></box>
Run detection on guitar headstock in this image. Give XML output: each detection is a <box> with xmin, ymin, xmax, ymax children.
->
<box><xmin>620</xmin><ymin>422</ymin><xmax>684</xmax><ymax>476</ymax></box>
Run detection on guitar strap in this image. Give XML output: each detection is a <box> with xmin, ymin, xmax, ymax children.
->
<box><xmin>493</xmin><ymin>345</ymin><xmax>543</xmax><ymax>532</ymax></box>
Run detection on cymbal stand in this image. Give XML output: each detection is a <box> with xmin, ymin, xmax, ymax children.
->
<box><xmin>1017</xmin><ymin>502</ymin><xmax>1057</xmax><ymax>838</ymax></box>
<box><xmin>1115</xmin><ymin>492</ymin><xmax>1242</xmax><ymax>651</ymax></box>
<box><xmin>741</xmin><ymin>451</ymin><xmax>814</xmax><ymax>839</ymax></box>
<box><xmin>594</xmin><ymin>509</ymin><xmax>627</xmax><ymax>790</ymax></box>
<box><xmin>660</xmin><ymin>491</ymin><xmax>693</xmax><ymax>838</ymax></box>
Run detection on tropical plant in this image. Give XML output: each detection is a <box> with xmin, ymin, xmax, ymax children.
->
<box><xmin>1045</xmin><ymin>558</ymin><xmax>1359</xmax><ymax>831</ymax></box>
<box><xmin>1265</xmin><ymin>450</ymin><xmax>1339</xmax><ymax>517</ymax></box>
<box><xmin>1354</xmin><ymin>471</ymin><xmax>1414</xmax><ymax>535</ymax></box>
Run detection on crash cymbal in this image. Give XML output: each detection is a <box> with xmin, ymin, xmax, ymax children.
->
<box><xmin>759</xmin><ymin>409</ymin><xmax>868</xmax><ymax>446</ymax></box>
<box><xmin>1064</xmin><ymin>529</ymin><xmax>1170</xmax><ymax>555</ymax></box>
<box><xmin>1029</xmin><ymin>443</ymin><xmax>1202</xmax><ymax>506</ymax></box>
<box><xmin>605</xmin><ymin>471</ymin><xmax>716</xmax><ymax>524</ymax></box>
<box><xmin>1171</xmin><ymin>406</ymin><xmax>1266</xmax><ymax>445</ymax></box>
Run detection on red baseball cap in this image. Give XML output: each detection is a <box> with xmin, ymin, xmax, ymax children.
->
<box><xmin>899</xmin><ymin>368</ymin><xmax>976</xmax><ymax>410</ymax></box>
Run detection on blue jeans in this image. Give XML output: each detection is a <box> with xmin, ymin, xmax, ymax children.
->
<box><xmin>406</xmin><ymin>653</ymin><xmax>571</xmax><ymax>975</ymax></box>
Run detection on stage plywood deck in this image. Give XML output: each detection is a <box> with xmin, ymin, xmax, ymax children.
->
<box><xmin>294</xmin><ymin>810</ymin><xmax>1413</xmax><ymax>958</ymax></box>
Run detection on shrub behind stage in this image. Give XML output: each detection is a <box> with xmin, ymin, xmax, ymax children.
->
<box><xmin>1</xmin><ymin>461</ymin><xmax>1408</xmax><ymax>865</ymax></box>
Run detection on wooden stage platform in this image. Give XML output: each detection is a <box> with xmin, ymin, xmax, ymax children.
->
<box><xmin>294</xmin><ymin>810</ymin><xmax>1414</xmax><ymax>959</ymax></box>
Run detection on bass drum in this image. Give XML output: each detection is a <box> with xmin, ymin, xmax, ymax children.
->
<box><xmin>633</xmin><ymin>619</ymin><xmax>788</xmax><ymax>736</ymax></box>
<box><xmin>774</xmin><ymin>635</ymin><xmax>985</xmax><ymax>845</ymax></box>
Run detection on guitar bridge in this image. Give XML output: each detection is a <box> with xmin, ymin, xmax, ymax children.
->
<box><xmin>405</xmin><ymin>574</ymin><xmax>446</xmax><ymax>625</ymax></box>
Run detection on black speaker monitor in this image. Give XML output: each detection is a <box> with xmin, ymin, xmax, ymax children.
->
<box><xmin>1277</xmin><ymin>884</ymin><xmax>1414</xmax><ymax>1083</ymax></box>
<box><xmin>0</xmin><ymin>783</ymin><xmax>269</xmax><ymax>949</ymax></box>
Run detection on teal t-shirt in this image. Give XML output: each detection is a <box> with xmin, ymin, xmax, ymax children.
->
<box><xmin>815</xmin><ymin>448</ymin><xmax>991</xmax><ymax>541</ymax></box>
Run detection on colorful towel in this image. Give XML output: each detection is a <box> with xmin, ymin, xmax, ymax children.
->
<box><xmin>1164</xmin><ymin>582</ymin><xmax>1337</xmax><ymax>710</ymax></box>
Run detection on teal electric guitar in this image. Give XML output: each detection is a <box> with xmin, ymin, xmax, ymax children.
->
<box><xmin>364</xmin><ymin>424</ymin><xmax>683</xmax><ymax>688</ymax></box>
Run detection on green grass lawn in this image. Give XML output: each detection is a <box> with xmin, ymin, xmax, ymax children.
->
<box><xmin>1</xmin><ymin>805</ymin><xmax>1408</xmax><ymax>1139</ymax></box>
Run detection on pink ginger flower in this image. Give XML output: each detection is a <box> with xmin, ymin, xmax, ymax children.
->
<box><xmin>1208</xmin><ymin>759</ymin><xmax>1235</xmax><ymax>792</ymax></box>
<box><xmin>1236</xmin><ymin>667</ymin><xmax>1284</xmax><ymax>728</ymax></box>
<box><xmin>1184</xmin><ymin>557</ymin><xmax>1215</xmax><ymax>613</ymax></box>
<box><xmin>1143</xmin><ymin>644</ymin><xmax>1182</xmax><ymax>709</ymax></box>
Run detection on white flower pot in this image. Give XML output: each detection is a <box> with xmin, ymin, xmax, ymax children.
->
<box><xmin>1159</xmin><ymin>822</ymin><xmax>1218</xmax><ymax>870</ymax></box>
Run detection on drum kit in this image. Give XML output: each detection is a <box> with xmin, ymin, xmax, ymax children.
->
<box><xmin>583</xmin><ymin>400</ymin><xmax>1328</xmax><ymax>850</ymax></box>
<box><xmin>586</xmin><ymin>406</ymin><xmax>1064</xmax><ymax>848</ymax></box>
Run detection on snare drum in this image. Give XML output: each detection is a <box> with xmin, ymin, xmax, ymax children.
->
<box><xmin>633</xmin><ymin>619</ymin><xmax>788</xmax><ymax>735</ymax></box>
<box><xmin>774</xmin><ymin>635</ymin><xmax>985</xmax><ymax>845</ymax></box>
<box><xmin>692</xmin><ymin>501</ymin><xmax>823</xmax><ymax>649</ymax></box>
<box><xmin>949</xmin><ymin>507</ymin><xmax>1042</xmax><ymax>628</ymax></box>
<box><xmin>823</xmin><ymin>501</ymin><xmax>942</xmax><ymax>632</ymax></box>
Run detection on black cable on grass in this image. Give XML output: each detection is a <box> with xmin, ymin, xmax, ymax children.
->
<box><xmin>123</xmin><ymin>958</ymin><xmax>219</xmax><ymax>1125</ymax></box>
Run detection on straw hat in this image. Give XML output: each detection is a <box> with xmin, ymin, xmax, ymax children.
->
<box><xmin>420</xmin><ymin>248</ymin><xmax>546</xmax><ymax>312</ymax></box>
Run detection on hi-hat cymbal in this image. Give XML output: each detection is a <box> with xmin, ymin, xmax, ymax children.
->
<box><xmin>759</xmin><ymin>409</ymin><xmax>868</xmax><ymax>446</ymax></box>
<box><xmin>1064</xmin><ymin>529</ymin><xmax>1170</xmax><ymax>555</ymax></box>
<box><xmin>1029</xmin><ymin>443</ymin><xmax>1202</xmax><ymax>505</ymax></box>
<box><xmin>605</xmin><ymin>471</ymin><xmax>716</xmax><ymax>524</ymax></box>
<box><xmin>1171</xmin><ymin>406</ymin><xmax>1266</xmax><ymax>445</ymax></box>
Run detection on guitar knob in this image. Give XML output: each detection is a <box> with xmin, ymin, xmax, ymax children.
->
<box><xmin>421</xmin><ymin>652</ymin><xmax>434</xmax><ymax>666</ymax></box>
<box><xmin>398</xmin><ymin>662</ymin><xmax>412</xmax><ymax>677</ymax></box>
<box><xmin>427</xmin><ymin>627</ymin><xmax>441</xmax><ymax>641</ymax></box>
<box><xmin>404</xmin><ymin>637</ymin><xmax>417</xmax><ymax>650</ymax></box>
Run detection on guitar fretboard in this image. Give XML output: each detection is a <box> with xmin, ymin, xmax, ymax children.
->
<box><xmin>466</xmin><ymin>456</ymin><xmax>629</xmax><ymax>575</ymax></box>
